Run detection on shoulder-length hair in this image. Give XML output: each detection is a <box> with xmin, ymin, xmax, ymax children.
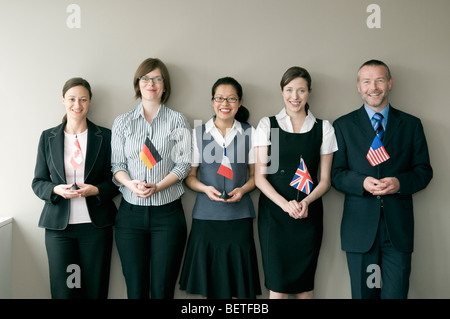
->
<box><xmin>133</xmin><ymin>58</ymin><xmax>171</xmax><ymax>104</ymax></box>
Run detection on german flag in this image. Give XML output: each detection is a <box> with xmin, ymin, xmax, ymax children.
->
<box><xmin>140</xmin><ymin>137</ymin><xmax>162</xmax><ymax>170</ymax></box>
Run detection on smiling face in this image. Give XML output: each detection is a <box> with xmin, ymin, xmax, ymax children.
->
<box><xmin>62</xmin><ymin>85</ymin><xmax>91</xmax><ymax>121</ymax></box>
<box><xmin>281</xmin><ymin>77</ymin><xmax>311</xmax><ymax>116</ymax></box>
<box><xmin>212</xmin><ymin>84</ymin><xmax>241</xmax><ymax>122</ymax></box>
<box><xmin>139</xmin><ymin>68</ymin><xmax>165</xmax><ymax>103</ymax></box>
<box><xmin>357</xmin><ymin>65</ymin><xmax>393</xmax><ymax>111</ymax></box>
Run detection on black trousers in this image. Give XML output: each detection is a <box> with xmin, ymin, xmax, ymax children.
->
<box><xmin>115</xmin><ymin>199</ymin><xmax>187</xmax><ymax>299</ymax></box>
<box><xmin>346</xmin><ymin>210</ymin><xmax>412</xmax><ymax>299</ymax></box>
<box><xmin>45</xmin><ymin>223</ymin><xmax>113</xmax><ymax>299</ymax></box>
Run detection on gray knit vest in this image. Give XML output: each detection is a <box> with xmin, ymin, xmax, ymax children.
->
<box><xmin>191</xmin><ymin>122</ymin><xmax>256</xmax><ymax>220</ymax></box>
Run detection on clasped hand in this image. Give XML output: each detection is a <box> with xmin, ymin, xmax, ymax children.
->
<box><xmin>204</xmin><ymin>185</ymin><xmax>243</xmax><ymax>203</ymax></box>
<box><xmin>363</xmin><ymin>176</ymin><xmax>400</xmax><ymax>195</ymax></box>
<box><xmin>129</xmin><ymin>180</ymin><xmax>157</xmax><ymax>198</ymax></box>
<box><xmin>283</xmin><ymin>200</ymin><xmax>308</xmax><ymax>219</ymax></box>
<box><xmin>53</xmin><ymin>183</ymin><xmax>99</xmax><ymax>199</ymax></box>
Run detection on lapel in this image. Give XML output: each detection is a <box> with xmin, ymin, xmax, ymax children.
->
<box><xmin>352</xmin><ymin>106</ymin><xmax>375</xmax><ymax>141</ymax></box>
<box><xmin>351</xmin><ymin>105</ymin><xmax>402</xmax><ymax>148</ymax></box>
<box><xmin>48</xmin><ymin>122</ymin><xmax>66</xmax><ymax>183</ymax></box>
<box><xmin>383</xmin><ymin>105</ymin><xmax>401</xmax><ymax>147</ymax></box>
<box><xmin>48</xmin><ymin>120</ymin><xmax>103</xmax><ymax>183</ymax></box>
<box><xmin>84</xmin><ymin>119</ymin><xmax>103</xmax><ymax>181</ymax></box>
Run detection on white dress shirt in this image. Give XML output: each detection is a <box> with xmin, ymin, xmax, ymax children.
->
<box><xmin>254</xmin><ymin>108</ymin><xmax>338</xmax><ymax>155</ymax></box>
<box><xmin>191</xmin><ymin>118</ymin><xmax>255</xmax><ymax>167</ymax></box>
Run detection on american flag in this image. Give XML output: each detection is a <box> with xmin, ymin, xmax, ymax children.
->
<box><xmin>289</xmin><ymin>157</ymin><xmax>314</xmax><ymax>195</ymax></box>
<box><xmin>366</xmin><ymin>135</ymin><xmax>390</xmax><ymax>166</ymax></box>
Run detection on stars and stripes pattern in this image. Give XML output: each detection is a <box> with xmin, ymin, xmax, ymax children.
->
<box><xmin>366</xmin><ymin>135</ymin><xmax>390</xmax><ymax>166</ymax></box>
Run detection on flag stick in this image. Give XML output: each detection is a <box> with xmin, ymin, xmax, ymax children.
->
<box><xmin>219</xmin><ymin>175</ymin><xmax>230</xmax><ymax>199</ymax></box>
<box><xmin>296</xmin><ymin>154</ymin><xmax>302</xmax><ymax>202</ymax></box>
<box><xmin>219</xmin><ymin>143</ymin><xmax>230</xmax><ymax>199</ymax></box>
<box><xmin>71</xmin><ymin>134</ymin><xmax>80</xmax><ymax>190</ymax></box>
<box><xmin>71</xmin><ymin>170</ymin><xmax>80</xmax><ymax>190</ymax></box>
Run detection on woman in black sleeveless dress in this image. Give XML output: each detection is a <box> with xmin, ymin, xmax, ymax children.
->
<box><xmin>255</xmin><ymin>67</ymin><xmax>337</xmax><ymax>298</ymax></box>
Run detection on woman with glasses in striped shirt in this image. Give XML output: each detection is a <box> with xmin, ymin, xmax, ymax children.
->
<box><xmin>111</xmin><ymin>58</ymin><xmax>191</xmax><ymax>299</ymax></box>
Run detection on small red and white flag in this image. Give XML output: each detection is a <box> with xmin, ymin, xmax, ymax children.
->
<box><xmin>70</xmin><ymin>137</ymin><xmax>83</xmax><ymax>170</ymax></box>
<box><xmin>217</xmin><ymin>146</ymin><xmax>233</xmax><ymax>180</ymax></box>
<box><xmin>366</xmin><ymin>135</ymin><xmax>390</xmax><ymax>166</ymax></box>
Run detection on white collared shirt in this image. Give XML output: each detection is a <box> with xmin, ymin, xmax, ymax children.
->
<box><xmin>191</xmin><ymin>117</ymin><xmax>255</xmax><ymax>166</ymax></box>
<box><xmin>254</xmin><ymin>108</ymin><xmax>338</xmax><ymax>155</ymax></box>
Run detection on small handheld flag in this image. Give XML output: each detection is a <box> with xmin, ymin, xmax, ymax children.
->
<box><xmin>366</xmin><ymin>135</ymin><xmax>390</xmax><ymax>167</ymax></box>
<box><xmin>217</xmin><ymin>146</ymin><xmax>233</xmax><ymax>180</ymax></box>
<box><xmin>290</xmin><ymin>157</ymin><xmax>314</xmax><ymax>195</ymax></box>
<box><xmin>140</xmin><ymin>137</ymin><xmax>162</xmax><ymax>170</ymax></box>
<box><xmin>69</xmin><ymin>136</ymin><xmax>82</xmax><ymax>190</ymax></box>
<box><xmin>70</xmin><ymin>137</ymin><xmax>83</xmax><ymax>171</ymax></box>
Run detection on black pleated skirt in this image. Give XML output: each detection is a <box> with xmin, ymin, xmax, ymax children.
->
<box><xmin>179</xmin><ymin>218</ymin><xmax>261</xmax><ymax>299</ymax></box>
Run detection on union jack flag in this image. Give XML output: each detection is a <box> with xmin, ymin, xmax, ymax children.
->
<box><xmin>289</xmin><ymin>157</ymin><xmax>314</xmax><ymax>195</ymax></box>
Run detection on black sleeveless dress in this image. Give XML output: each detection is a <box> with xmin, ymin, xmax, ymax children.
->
<box><xmin>258</xmin><ymin>116</ymin><xmax>323</xmax><ymax>293</ymax></box>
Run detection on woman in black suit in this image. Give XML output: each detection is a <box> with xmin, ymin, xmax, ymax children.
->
<box><xmin>32</xmin><ymin>78</ymin><xmax>119</xmax><ymax>298</ymax></box>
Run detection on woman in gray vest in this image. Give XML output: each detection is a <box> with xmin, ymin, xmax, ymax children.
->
<box><xmin>179</xmin><ymin>77</ymin><xmax>261</xmax><ymax>298</ymax></box>
<box><xmin>254</xmin><ymin>67</ymin><xmax>337</xmax><ymax>298</ymax></box>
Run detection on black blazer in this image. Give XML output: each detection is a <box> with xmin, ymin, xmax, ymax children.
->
<box><xmin>331</xmin><ymin>105</ymin><xmax>432</xmax><ymax>253</ymax></box>
<box><xmin>32</xmin><ymin>119</ymin><xmax>119</xmax><ymax>230</ymax></box>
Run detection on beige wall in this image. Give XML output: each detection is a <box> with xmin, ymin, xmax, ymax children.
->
<box><xmin>1</xmin><ymin>0</ymin><xmax>449</xmax><ymax>298</ymax></box>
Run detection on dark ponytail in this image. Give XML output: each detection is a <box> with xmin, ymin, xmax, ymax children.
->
<box><xmin>235</xmin><ymin>105</ymin><xmax>249</xmax><ymax>124</ymax></box>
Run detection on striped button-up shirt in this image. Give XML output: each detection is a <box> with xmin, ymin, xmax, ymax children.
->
<box><xmin>111</xmin><ymin>103</ymin><xmax>192</xmax><ymax>206</ymax></box>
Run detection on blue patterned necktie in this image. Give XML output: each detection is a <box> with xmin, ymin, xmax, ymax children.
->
<box><xmin>373</xmin><ymin>113</ymin><xmax>384</xmax><ymax>141</ymax></box>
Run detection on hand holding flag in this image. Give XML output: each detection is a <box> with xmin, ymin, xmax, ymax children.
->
<box><xmin>290</xmin><ymin>157</ymin><xmax>314</xmax><ymax>195</ymax></box>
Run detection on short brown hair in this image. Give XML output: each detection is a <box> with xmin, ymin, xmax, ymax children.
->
<box><xmin>133</xmin><ymin>58</ymin><xmax>171</xmax><ymax>104</ymax></box>
<box><xmin>357</xmin><ymin>59</ymin><xmax>392</xmax><ymax>81</ymax></box>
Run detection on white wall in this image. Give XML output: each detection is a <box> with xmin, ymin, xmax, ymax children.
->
<box><xmin>1</xmin><ymin>0</ymin><xmax>449</xmax><ymax>298</ymax></box>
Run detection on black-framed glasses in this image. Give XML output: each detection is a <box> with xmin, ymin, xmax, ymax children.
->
<box><xmin>139</xmin><ymin>76</ymin><xmax>164</xmax><ymax>83</ymax></box>
<box><xmin>212</xmin><ymin>97</ymin><xmax>238</xmax><ymax>103</ymax></box>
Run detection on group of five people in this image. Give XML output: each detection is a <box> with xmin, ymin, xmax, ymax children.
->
<box><xmin>32</xmin><ymin>58</ymin><xmax>432</xmax><ymax>299</ymax></box>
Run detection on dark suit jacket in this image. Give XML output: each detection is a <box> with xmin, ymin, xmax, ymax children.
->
<box><xmin>32</xmin><ymin>119</ymin><xmax>119</xmax><ymax>230</ymax></box>
<box><xmin>332</xmin><ymin>105</ymin><xmax>432</xmax><ymax>253</ymax></box>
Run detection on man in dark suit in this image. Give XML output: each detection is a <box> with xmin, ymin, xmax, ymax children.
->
<box><xmin>331</xmin><ymin>60</ymin><xmax>433</xmax><ymax>298</ymax></box>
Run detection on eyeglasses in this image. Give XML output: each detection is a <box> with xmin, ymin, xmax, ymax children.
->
<box><xmin>139</xmin><ymin>76</ymin><xmax>164</xmax><ymax>83</ymax></box>
<box><xmin>212</xmin><ymin>97</ymin><xmax>238</xmax><ymax>103</ymax></box>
